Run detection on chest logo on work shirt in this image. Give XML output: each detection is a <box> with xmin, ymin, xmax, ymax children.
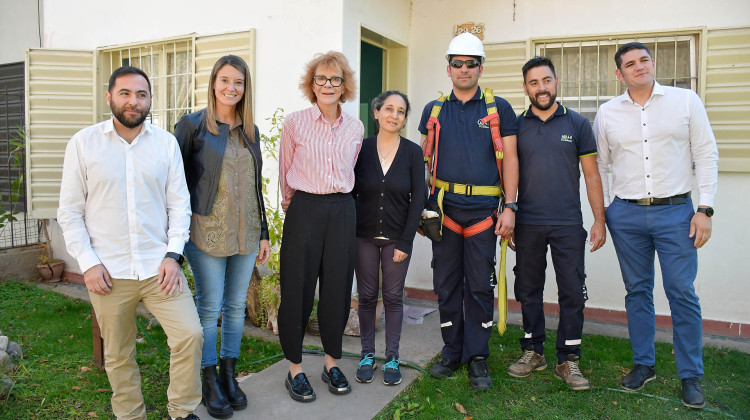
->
<box><xmin>477</xmin><ymin>119</ymin><xmax>489</xmax><ymax>129</ymax></box>
<box><xmin>560</xmin><ymin>134</ymin><xmax>573</xmax><ymax>143</ymax></box>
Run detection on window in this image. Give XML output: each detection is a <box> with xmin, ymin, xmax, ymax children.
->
<box><xmin>99</xmin><ymin>40</ymin><xmax>193</xmax><ymax>131</ymax></box>
<box><xmin>24</xmin><ymin>30</ymin><xmax>255</xmax><ymax>218</ymax></box>
<box><xmin>536</xmin><ymin>34</ymin><xmax>697</xmax><ymax>122</ymax></box>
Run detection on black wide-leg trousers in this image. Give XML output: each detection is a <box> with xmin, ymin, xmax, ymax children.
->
<box><xmin>278</xmin><ymin>191</ymin><xmax>356</xmax><ymax>364</ymax></box>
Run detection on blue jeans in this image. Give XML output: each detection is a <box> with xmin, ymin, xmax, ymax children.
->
<box><xmin>606</xmin><ymin>197</ymin><xmax>703</xmax><ymax>379</ymax></box>
<box><xmin>184</xmin><ymin>240</ymin><xmax>257</xmax><ymax>368</ymax></box>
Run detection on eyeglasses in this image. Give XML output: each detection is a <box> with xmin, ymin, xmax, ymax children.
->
<box><xmin>313</xmin><ymin>75</ymin><xmax>344</xmax><ymax>87</ymax></box>
<box><xmin>449</xmin><ymin>59</ymin><xmax>481</xmax><ymax>69</ymax></box>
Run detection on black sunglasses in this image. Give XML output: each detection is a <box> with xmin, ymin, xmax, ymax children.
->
<box><xmin>450</xmin><ymin>59</ymin><xmax>481</xmax><ymax>69</ymax></box>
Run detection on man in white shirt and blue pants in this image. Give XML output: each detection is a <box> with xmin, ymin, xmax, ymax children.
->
<box><xmin>58</xmin><ymin>66</ymin><xmax>202</xmax><ymax>420</ymax></box>
<box><xmin>594</xmin><ymin>42</ymin><xmax>718</xmax><ymax>409</ymax></box>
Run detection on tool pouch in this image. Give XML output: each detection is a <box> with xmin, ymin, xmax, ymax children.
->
<box><xmin>419</xmin><ymin>203</ymin><xmax>443</xmax><ymax>243</ymax></box>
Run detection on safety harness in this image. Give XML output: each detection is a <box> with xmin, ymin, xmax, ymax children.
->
<box><xmin>422</xmin><ymin>88</ymin><xmax>505</xmax><ymax>235</ymax></box>
<box><xmin>421</xmin><ymin>88</ymin><xmax>510</xmax><ymax>335</ymax></box>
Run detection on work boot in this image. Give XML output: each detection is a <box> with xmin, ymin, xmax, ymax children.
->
<box><xmin>681</xmin><ymin>377</ymin><xmax>706</xmax><ymax>409</ymax></box>
<box><xmin>468</xmin><ymin>357</ymin><xmax>492</xmax><ymax>391</ymax></box>
<box><xmin>429</xmin><ymin>356</ymin><xmax>459</xmax><ymax>378</ymax></box>
<box><xmin>219</xmin><ymin>357</ymin><xmax>247</xmax><ymax>410</ymax></box>
<box><xmin>507</xmin><ymin>346</ymin><xmax>547</xmax><ymax>378</ymax></box>
<box><xmin>621</xmin><ymin>364</ymin><xmax>656</xmax><ymax>391</ymax></box>
<box><xmin>201</xmin><ymin>365</ymin><xmax>233</xmax><ymax>419</ymax></box>
<box><xmin>554</xmin><ymin>355</ymin><xmax>591</xmax><ymax>391</ymax></box>
<box><xmin>356</xmin><ymin>353</ymin><xmax>376</xmax><ymax>383</ymax></box>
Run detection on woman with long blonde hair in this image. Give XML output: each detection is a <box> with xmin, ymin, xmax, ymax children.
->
<box><xmin>174</xmin><ymin>54</ymin><xmax>270</xmax><ymax>418</ymax></box>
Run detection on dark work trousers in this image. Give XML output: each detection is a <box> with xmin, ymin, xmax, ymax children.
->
<box><xmin>432</xmin><ymin>206</ymin><xmax>497</xmax><ymax>364</ymax></box>
<box><xmin>513</xmin><ymin>223</ymin><xmax>588</xmax><ymax>363</ymax></box>
<box><xmin>355</xmin><ymin>237</ymin><xmax>412</xmax><ymax>359</ymax></box>
<box><xmin>278</xmin><ymin>191</ymin><xmax>356</xmax><ymax>364</ymax></box>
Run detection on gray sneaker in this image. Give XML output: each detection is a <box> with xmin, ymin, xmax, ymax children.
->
<box><xmin>508</xmin><ymin>346</ymin><xmax>547</xmax><ymax>378</ymax></box>
<box><xmin>356</xmin><ymin>353</ymin><xmax>376</xmax><ymax>383</ymax></box>
<box><xmin>382</xmin><ymin>356</ymin><xmax>402</xmax><ymax>386</ymax></box>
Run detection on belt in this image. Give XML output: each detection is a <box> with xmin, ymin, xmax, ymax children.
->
<box><xmin>619</xmin><ymin>192</ymin><xmax>690</xmax><ymax>206</ymax></box>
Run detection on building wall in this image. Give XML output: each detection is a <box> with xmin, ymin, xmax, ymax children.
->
<box><xmin>404</xmin><ymin>0</ymin><xmax>750</xmax><ymax>324</ymax></box>
<box><xmin>0</xmin><ymin>0</ymin><xmax>42</xmax><ymax>64</ymax></box>
<box><xmin>2</xmin><ymin>0</ymin><xmax>748</xmax><ymax>324</ymax></box>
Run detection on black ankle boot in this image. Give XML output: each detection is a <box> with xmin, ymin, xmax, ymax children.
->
<box><xmin>202</xmin><ymin>365</ymin><xmax>233</xmax><ymax>418</ymax></box>
<box><xmin>220</xmin><ymin>357</ymin><xmax>248</xmax><ymax>410</ymax></box>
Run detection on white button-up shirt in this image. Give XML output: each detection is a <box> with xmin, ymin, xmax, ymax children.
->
<box><xmin>57</xmin><ymin>118</ymin><xmax>191</xmax><ymax>280</ymax></box>
<box><xmin>594</xmin><ymin>82</ymin><xmax>719</xmax><ymax>207</ymax></box>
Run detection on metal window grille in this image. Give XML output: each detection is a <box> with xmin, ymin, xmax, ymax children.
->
<box><xmin>0</xmin><ymin>82</ymin><xmax>43</xmax><ymax>249</ymax></box>
<box><xmin>536</xmin><ymin>35</ymin><xmax>697</xmax><ymax>122</ymax></box>
<box><xmin>99</xmin><ymin>40</ymin><xmax>193</xmax><ymax>132</ymax></box>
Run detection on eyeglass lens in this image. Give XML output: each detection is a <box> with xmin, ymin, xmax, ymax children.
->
<box><xmin>313</xmin><ymin>75</ymin><xmax>344</xmax><ymax>87</ymax></box>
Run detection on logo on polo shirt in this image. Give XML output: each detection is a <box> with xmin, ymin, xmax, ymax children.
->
<box><xmin>477</xmin><ymin>119</ymin><xmax>489</xmax><ymax>129</ymax></box>
<box><xmin>560</xmin><ymin>134</ymin><xmax>573</xmax><ymax>143</ymax></box>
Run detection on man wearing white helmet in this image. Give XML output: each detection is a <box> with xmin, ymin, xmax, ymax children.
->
<box><xmin>418</xmin><ymin>32</ymin><xmax>519</xmax><ymax>391</ymax></box>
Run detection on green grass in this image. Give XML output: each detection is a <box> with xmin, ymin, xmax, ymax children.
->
<box><xmin>0</xmin><ymin>280</ymin><xmax>282</xmax><ymax>419</ymax></box>
<box><xmin>377</xmin><ymin>325</ymin><xmax>750</xmax><ymax>419</ymax></box>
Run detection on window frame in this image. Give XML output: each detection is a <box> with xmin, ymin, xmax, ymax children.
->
<box><xmin>97</xmin><ymin>36</ymin><xmax>194</xmax><ymax>132</ymax></box>
<box><xmin>529</xmin><ymin>29</ymin><xmax>703</xmax><ymax>121</ymax></box>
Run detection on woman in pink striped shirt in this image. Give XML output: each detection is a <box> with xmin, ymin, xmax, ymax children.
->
<box><xmin>278</xmin><ymin>51</ymin><xmax>364</xmax><ymax>403</ymax></box>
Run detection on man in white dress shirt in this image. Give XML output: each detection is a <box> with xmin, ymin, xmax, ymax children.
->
<box><xmin>58</xmin><ymin>66</ymin><xmax>202</xmax><ymax>420</ymax></box>
<box><xmin>594</xmin><ymin>42</ymin><xmax>718</xmax><ymax>409</ymax></box>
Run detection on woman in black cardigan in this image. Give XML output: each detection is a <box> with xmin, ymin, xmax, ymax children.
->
<box><xmin>352</xmin><ymin>91</ymin><xmax>425</xmax><ymax>386</ymax></box>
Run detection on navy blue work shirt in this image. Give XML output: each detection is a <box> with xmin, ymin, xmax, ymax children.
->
<box><xmin>418</xmin><ymin>87</ymin><xmax>518</xmax><ymax>210</ymax></box>
<box><xmin>515</xmin><ymin>103</ymin><xmax>597</xmax><ymax>225</ymax></box>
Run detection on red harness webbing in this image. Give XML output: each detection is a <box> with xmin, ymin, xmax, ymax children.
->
<box><xmin>442</xmin><ymin>213</ymin><xmax>496</xmax><ymax>238</ymax></box>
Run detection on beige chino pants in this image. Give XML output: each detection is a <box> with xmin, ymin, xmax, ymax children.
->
<box><xmin>89</xmin><ymin>276</ymin><xmax>203</xmax><ymax>420</ymax></box>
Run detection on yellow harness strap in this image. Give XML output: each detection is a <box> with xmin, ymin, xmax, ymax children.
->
<box><xmin>497</xmin><ymin>239</ymin><xmax>508</xmax><ymax>335</ymax></box>
<box><xmin>433</xmin><ymin>178</ymin><xmax>503</xmax><ymax>235</ymax></box>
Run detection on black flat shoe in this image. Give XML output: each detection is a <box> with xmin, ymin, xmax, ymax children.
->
<box><xmin>285</xmin><ymin>371</ymin><xmax>316</xmax><ymax>403</ymax></box>
<box><xmin>621</xmin><ymin>364</ymin><xmax>656</xmax><ymax>391</ymax></box>
<box><xmin>681</xmin><ymin>377</ymin><xmax>706</xmax><ymax>409</ymax></box>
<box><xmin>321</xmin><ymin>366</ymin><xmax>352</xmax><ymax>395</ymax></box>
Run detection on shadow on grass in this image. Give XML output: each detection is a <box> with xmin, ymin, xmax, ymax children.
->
<box><xmin>0</xmin><ymin>280</ymin><xmax>282</xmax><ymax>419</ymax></box>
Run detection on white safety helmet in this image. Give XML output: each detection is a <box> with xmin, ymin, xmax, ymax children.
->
<box><xmin>445</xmin><ymin>33</ymin><xmax>486</xmax><ymax>64</ymax></box>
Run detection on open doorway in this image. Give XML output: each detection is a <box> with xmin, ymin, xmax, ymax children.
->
<box><xmin>359</xmin><ymin>28</ymin><xmax>407</xmax><ymax>139</ymax></box>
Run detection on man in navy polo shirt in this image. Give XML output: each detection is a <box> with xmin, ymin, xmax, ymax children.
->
<box><xmin>418</xmin><ymin>33</ymin><xmax>519</xmax><ymax>391</ymax></box>
<box><xmin>507</xmin><ymin>57</ymin><xmax>605</xmax><ymax>391</ymax></box>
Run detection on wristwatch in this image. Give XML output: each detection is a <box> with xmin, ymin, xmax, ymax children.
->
<box><xmin>696</xmin><ymin>207</ymin><xmax>714</xmax><ymax>217</ymax></box>
<box><xmin>503</xmin><ymin>202</ymin><xmax>518</xmax><ymax>213</ymax></box>
<box><xmin>165</xmin><ymin>252</ymin><xmax>185</xmax><ymax>266</ymax></box>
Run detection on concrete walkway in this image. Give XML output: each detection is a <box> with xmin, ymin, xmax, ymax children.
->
<box><xmin>36</xmin><ymin>282</ymin><xmax>750</xmax><ymax>419</ymax></box>
<box><xmin>193</xmin><ymin>305</ymin><xmax>443</xmax><ymax>420</ymax></box>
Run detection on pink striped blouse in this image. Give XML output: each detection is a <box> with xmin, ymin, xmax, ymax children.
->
<box><xmin>279</xmin><ymin>104</ymin><xmax>364</xmax><ymax>199</ymax></box>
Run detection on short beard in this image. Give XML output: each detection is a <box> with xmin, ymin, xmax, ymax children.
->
<box><xmin>530</xmin><ymin>92</ymin><xmax>556</xmax><ymax>111</ymax></box>
<box><xmin>111</xmin><ymin>106</ymin><xmax>149</xmax><ymax>129</ymax></box>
